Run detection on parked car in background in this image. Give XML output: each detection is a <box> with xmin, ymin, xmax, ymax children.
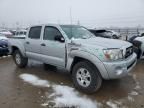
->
<box><xmin>0</xmin><ymin>34</ymin><xmax>9</xmax><ymax>56</ymax></box>
<box><xmin>10</xmin><ymin>30</ymin><xmax>17</xmax><ymax>36</ymax></box>
<box><xmin>89</xmin><ymin>29</ymin><xmax>121</xmax><ymax>39</ymax></box>
<box><xmin>0</xmin><ymin>34</ymin><xmax>8</xmax><ymax>42</ymax></box>
<box><xmin>128</xmin><ymin>32</ymin><xmax>144</xmax><ymax>59</ymax></box>
<box><xmin>141</xmin><ymin>32</ymin><xmax>144</xmax><ymax>36</ymax></box>
<box><xmin>0</xmin><ymin>29</ymin><xmax>12</xmax><ymax>37</ymax></box>
<box><xmin>8</xmin><ymin>24</ymin><xmax>137</xmax><ymax>93</ymax></box>
<box><xmin>14</xmin><ymin>30</ymin><xmax>27</xmax><ymax>38</ymax></box>
<box><xmin>138</xmin><ymin>31</ymin><xmax>144</xmax><ymax>37</ymax></box>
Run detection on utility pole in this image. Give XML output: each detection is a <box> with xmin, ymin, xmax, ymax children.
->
<box><xmin>70</xmin><ymin>7</ymin><xmax>72</xmax><ymax>25</ymax></box>
<box><xmin>70</xmin><ymin>7</ymin><xmax>73</xmax><ymax>38</ymax></box>
<box><xmin>16</xmin><ymin>22</ymin><xmax>19</xmax><ymax>30</ymax></box>
<box><xmin>2</xmin><ymin>23</ymin><xmax>5</xmax><ymax>29</ymax></box>
<box><xmin>77</xmin><ymin>20</ymin><xmax>80</xmax><ymax>25</ymax></box>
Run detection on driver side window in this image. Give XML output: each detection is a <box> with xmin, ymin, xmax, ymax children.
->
<box><xmin>43</xmin><ymin>26</ymin><xmax>62</xmax><ymax>40</ymax></box>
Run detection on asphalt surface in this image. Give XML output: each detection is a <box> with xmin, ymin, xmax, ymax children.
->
<box><xmin>0</xmin><ymin>56</ymin><xmax>144</xmax><ymax>108</ymax></box>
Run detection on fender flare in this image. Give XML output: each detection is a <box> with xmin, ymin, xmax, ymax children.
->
<box><xmin>66</xmin><ymin>50</ymin><xmax>109</xmax><ymax>79</ymax></box>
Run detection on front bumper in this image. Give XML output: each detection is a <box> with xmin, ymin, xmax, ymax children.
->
<box><xmin>103</xmin><ymin>53</ymin><xmax>137</xmax><ymax>79</ymax></box>
<box><xmin>0</xmin><ymin>47</ymin><xmax>9</xmax><ymax>55</ymax></box>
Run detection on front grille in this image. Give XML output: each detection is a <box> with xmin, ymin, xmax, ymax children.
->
<box><xmin>125</xmin><ymin>46</ymin><xmax>133</xmax><ymax>59</ymax></box>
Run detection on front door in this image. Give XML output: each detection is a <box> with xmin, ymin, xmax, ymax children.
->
<box><xmin>40</xmin><ymin>26</ymin><xmax>66</xmax><ymax>67</ymax></box>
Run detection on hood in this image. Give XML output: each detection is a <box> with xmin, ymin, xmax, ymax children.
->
<box><xmin>72</xmin><ymin>37</ymin><xmax>131</xmax><ymax>48</ymax></box>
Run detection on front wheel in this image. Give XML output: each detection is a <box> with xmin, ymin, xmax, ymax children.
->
<box><xmin>13</xmin><ymin>50</ymin><xmax>28</xmax><ymax>68</ymax></box>
<box><xmin>72</xmin><ymin>61</ymin><xmax>102</xmax><ymax>94</ymax></box>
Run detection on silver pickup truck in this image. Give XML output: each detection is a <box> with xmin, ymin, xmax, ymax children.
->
<box><xmin>8</xmin><ymin>24</ymin><xmax>137</xmax><ymax>93</ymax></box>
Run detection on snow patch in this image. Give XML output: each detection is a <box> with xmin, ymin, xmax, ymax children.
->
<box><xmin>48</xmin><ymin>93</ymin><xmax>55</xmax><ymax>98</ymax></box>
<box><xmin>19</xmin><ymin>74</ymin><xmax>99</xmax><ymax>108</ymax></box>
<box><xmin>53</xmin><ymin>85</ymin><xmax>98</xmax><ymax>108</ymax></box>
<box><xmin>134</xmin><ymin>84</ymin><xmax>141</xmax><ymax>90</ymax></box>
<box><xmin>134</xmin><ymin>80</ymin><xmax>141</xmax><ymax>90</ymax></box>
<box><xmin>126</xmin><ymin>74</ymin><xmax>140</xmax><ymax>102</ymax></box>
<box><xmin>41</xmin><ymin>103</ymin><xmax>49</xmax><ymax>107</ymax></box>
<box><xmin>132</xmin><ymin>74</ymin><xmax>137</xmax><ymax>82</ymax></box>
<box><xmin>127</xmin><ymin>96</ymin><xmax>134</xmax><ymax>102</ymax></box>
<box><xmin>106</xmin><ymin>101</ymin><xmax>118</xmax><ymax>108</ymax></box>
<box><xmin>19</xmin><ymin>74</ymin><xmax>50</xmax><ymax>87</ymax></box>
<box><xmin>2</xmin><ymin>56</ymin><xmax>7</xmax><ymax>58</ymax></box>
<box><xmin>0</xmin><ymin>55</ymin><xmax>11</xmax><ymax>59</ymax></box>
<box><xmin>129</xmin><ymin>91</ymin><xmax>138</xmax><ymax>96</ymax></box>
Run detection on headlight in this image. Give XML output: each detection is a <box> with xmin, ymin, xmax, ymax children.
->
<box><xmin>103</xmin><ymin>49</ymin><xmax>123</xmax><ymax>61</ymax></box>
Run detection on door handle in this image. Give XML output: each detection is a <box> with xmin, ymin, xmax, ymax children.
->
<box><xmin>26</xmin><ymin>41</ymin><xmax>30</xmax><ymax>44</ymax></box>
<box><xmin>41</xmin><ymin>43</ymin><xmax>46</xmax><ymax>46</ymax></box>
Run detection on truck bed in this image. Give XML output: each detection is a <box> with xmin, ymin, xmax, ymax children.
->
<box><xmin>8</xmin><ymin>36</ymin><xmax>26</xmax><ymax>54</ymax></box>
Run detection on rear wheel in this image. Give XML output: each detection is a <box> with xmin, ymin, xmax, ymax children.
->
<box><xmin>13</xmin><ymin>50</ymin><xmax>28</xmax><ymax>68</ymax></box>
<box><xmin>72</xmin><ymin>61</ymin><xmax>102</xmax><ymax>93</ymax></box>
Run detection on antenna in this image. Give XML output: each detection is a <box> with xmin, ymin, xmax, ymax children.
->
<box><xmin>70</xmin><ymin>7</ymin><xmax>72</xmax><ymax>25</ymax></box>
<box><xmin>70</xmin><ymin>7</ymin><xmax>73</xmax><ymax>38</ymax></box>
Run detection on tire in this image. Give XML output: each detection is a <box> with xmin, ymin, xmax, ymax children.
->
<box><xmin>13</xmin><ymin>50</ymin><xmax>28</xmax><ymax>68</ymax></box>
<box><xmin>137</xmin><ymin>49</ymin><xmax>142</xmax><ymax>59</ymax></box>
<box><xmin>72</xmin><ymin>61</ymin><xmax>102</xmax><ymax>94</ymax></box>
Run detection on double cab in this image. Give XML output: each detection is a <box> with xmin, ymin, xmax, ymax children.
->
<box><xmin>8</xmin><ymin>24</ymin><xmax>137</xmax><ymax>93</ymax></box>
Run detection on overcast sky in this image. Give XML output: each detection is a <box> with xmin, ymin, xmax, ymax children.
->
<box><xmin>0</xmin><ymin>0</ymin><xmax>144</xmax><ymax>28</ymax></box>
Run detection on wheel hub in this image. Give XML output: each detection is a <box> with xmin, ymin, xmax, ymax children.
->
<box><xmin>76</xmin><ymin>68</ymin><xmax>91</xmax><ymax>87</ymax></box>
<box><xmin>15</xmin><ymin>53</ymin><xmax>21</xmax><ymax>65</ymax></box>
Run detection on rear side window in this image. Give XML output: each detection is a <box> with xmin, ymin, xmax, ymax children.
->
<box><xmin>43</xmin><ymin>26</ymin><xmax>62</xmax><ymax>40</ymax></box>
<box><xmin>29</xmin><ymin>26</ymin><xmax>42</xmax><ymax>39</ymax></box>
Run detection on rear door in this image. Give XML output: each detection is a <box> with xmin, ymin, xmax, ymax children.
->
<box><xmin>40</xmin><ymin>26</ymin><xmax>66</xmax><ymax>67</ymax></box>
<box><xmin>25</xmin><ymin>26</ymin><xmax>42</xmax><ymax>61</ymax></box>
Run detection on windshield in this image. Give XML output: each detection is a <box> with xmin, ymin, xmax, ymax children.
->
<box><xmin>60</xmin><ymin>25</ymin><xmax>95</xmax><ymax>39</ymax></box>
<box><xmin>96</xmin><ymin>31</ymin><xmax>112</xmax><ymax>37</ymax></box>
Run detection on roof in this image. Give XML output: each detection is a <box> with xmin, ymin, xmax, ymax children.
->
<box><xmin>30</xmin><ymin>23</ymin><xmax>80</xmax><ymax>28</ymax></box>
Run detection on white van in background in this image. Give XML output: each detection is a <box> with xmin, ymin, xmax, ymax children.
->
<box><xmin>15</xmin><ymin>30</ymin><xmax>27</xmax><ymax>38</ymax></box>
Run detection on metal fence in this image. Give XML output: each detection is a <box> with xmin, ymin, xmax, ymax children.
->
<box><xmin>106</xmin><ymin>28</ymin><xmax>144</xmax><ymax>40</ymax></box>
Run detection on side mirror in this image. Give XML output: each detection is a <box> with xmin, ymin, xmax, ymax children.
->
<box><xmin>54</xmin><ymin>35</ymin><xmax>65</xmax><ymax>43</ymax></box>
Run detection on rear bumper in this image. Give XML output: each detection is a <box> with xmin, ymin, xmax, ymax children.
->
<box><xmin>103</xmin><ymin>53</ymin><xmax>137</xmax><ymax>79</ymax></box>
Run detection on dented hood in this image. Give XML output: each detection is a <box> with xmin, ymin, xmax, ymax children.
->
<box><xmin>71</xmin><ymin>37</ymin><xmax>132</xmax><ymax>48</ymax></box>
